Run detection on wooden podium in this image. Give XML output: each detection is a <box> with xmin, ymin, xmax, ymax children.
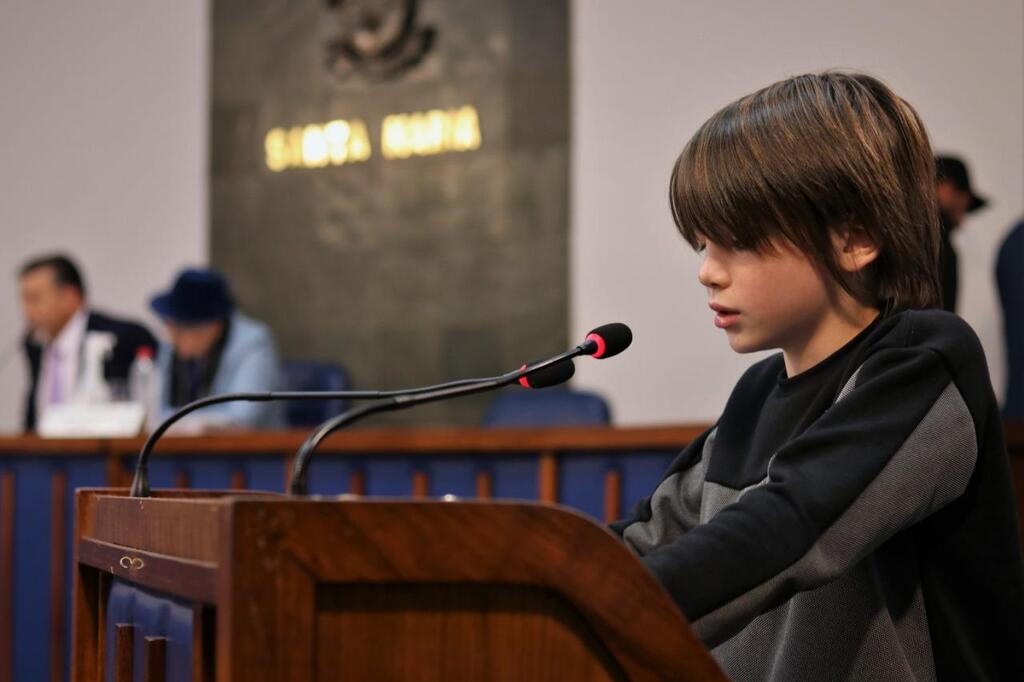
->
<box><xmin>71</xmin><ymin>489</ymin><xmax>724</xmax><ymax>681</ymax></box>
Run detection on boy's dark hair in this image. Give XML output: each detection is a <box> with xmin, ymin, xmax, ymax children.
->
<box><xmin>670</xmin><ymin>71</ymin><xmax>940</xmax><ymax>311</ymax></box>
<box><xmin>19</xmin><ymin>254</ymin><xmax>87</xmax><ymax>297</ymax></box>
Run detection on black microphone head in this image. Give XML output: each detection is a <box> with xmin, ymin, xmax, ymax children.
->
<box><xmin>518</xmin><ymin>359</ymin><xmax>575</xmax><ymax>389</ymax></box>
<box><xmin>583</xmin><ymin>323</ymin><xmax>632</xmax><ymax>359</ymax></box>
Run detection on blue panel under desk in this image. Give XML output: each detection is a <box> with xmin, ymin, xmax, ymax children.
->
<box><xmin>617</xmin><ymin>450</ymin><xmax>678</xmax><ymax>517</ymax></box>
<box><xmin>11</xmin><ymin>458</ymin><xmax>51</xmax><ymax>682</ymax></box>
<box><xmin>421</xmin><ymin>458</ymin><xmax>477</xmax><ymax>498</ymax></box>
<box><xmin>5</xmin><ymin>455</ymin><xmax>105</xmax><ymax>682</ymax></box>
<box><xmin>61</xmin><ymin>458</ymin><xmax>107</xmax><ymax>682</ymax></box>
<box><xmin>105</xmin><ymin>578</ymin><xmax>194</xmax><ymax>682</ymax></box>
<box><xmin>148</xmin><ymin>455</ymin><xmax>286</xmax><ymax>491</ymax></box>
<box><xmin>363</xmin><ymin>457</ymin><xmax>415</xmax><ymax>497</ymax></box>
<box><xmin>490</xmin><ymin>456</ymin><xmax>538</xmax><ymax>501</ymax></box>
<box><xmin>306</xmin><ymin>456</ymin><xmax>357</xmax><ymax>496</ymax></box>
<box><xmin>244</xmin><ymin>457</ymin><xmax>287</xmax><ymax>492</ymax></box>
<box><xmin>558</xmin><ymin>453</ymin><xmax>609</xmax><ymax>520</ymax></box>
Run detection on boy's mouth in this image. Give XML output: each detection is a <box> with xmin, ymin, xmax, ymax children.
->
<box><xmin>709</xmin><ymin>303</ymin><xmax>740</xmax><ymax>329</ymax></box>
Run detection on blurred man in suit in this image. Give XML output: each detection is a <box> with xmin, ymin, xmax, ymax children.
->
<box><xmin>19</xmin><ymin>254</ymin><xmax>158</xmax><ymax>431</ymax></box>
<box><xmin>935</xmin><ymin>155</ymin><xmax>989</xmax><ymax>312</ymax></box>
<box><xmin>150</xmin><ymin>267</ymin><xmax>283</xmax><ymax>429</ymax></box>
<box><xmin>997</xmin><ymin>218</ymin><xmax>1024</xmax><ymax>418</ymax></box>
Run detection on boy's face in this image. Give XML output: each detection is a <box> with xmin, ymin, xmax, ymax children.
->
<box><xmin>698</xmin><ymin>236</ymin><xmax>836</xmax><ymax>358</ymax></box>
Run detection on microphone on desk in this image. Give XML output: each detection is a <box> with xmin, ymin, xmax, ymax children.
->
<box><xmin>127</xmin><ymin>362</ymin><xmax>573</xmax><ymax>498</ymax></box>
<box><xmin>579</xmin><ymin>323</ymin><xmax>632</xmax><ymax>359</ymax></box>
<box><xmin>286</xmin><ymin>323</ymin><xmax>633</xmax><ymax>495</ymax></box>
<box><xmin>128</xmin><ymin>322</ymin><xmax>632</xmax><ymax>498</ymax></box>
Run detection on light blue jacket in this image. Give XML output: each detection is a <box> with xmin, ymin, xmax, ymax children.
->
<box><xmin>157</xmin><ymin>312</ymin><xmax>284</xmax><ymax>429</ymax></box>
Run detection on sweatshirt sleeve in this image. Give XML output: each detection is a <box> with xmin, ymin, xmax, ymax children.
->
<box><xmin>639</xmin><ymin>343</ymin><xmax>978</xmax><ymax>647</ymax></box>
<box><xmin>609</xmin><ymin>425</ymin><xmax>716</xmax><ymax>546</ymax></box>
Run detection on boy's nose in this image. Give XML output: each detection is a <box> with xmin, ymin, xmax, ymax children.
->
<box><xmin>698</xmin><ymin>253</ymin><xmax>727</xmax><ymax>289</ymax></box>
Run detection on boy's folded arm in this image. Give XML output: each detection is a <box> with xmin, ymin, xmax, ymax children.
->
<box><xmin>609</xmin><ymin>424</ymin><xmax>717</xmax><ymax>541</ymax></box>
<box><xmin>640</xmin><ymin>345</ymin><xmax>978</xmax><ymax>647</ymax></box>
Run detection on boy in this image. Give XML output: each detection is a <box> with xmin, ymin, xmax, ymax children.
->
<box><xmin>611</xmin><ymin>72</ymin><xmax>1024</xmax><ymax>680</ymax></box>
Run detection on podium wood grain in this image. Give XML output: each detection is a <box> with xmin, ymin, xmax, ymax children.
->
<box><xmin>72</xmin><ymin>489</ymin><xmax>725</xmax><ymax>681</ymax></box>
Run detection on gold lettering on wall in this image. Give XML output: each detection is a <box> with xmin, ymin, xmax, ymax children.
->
<box><xmin>381</xmin><ymin>106</ymin><xmax>482</xmax><ymax>159</ymax></box>
<box><xmin>265</xmin><ymin>119</ymin><xmax>372</xmax><ymax>171</ymax></box>
<box><xmin>264</xmin><ymin>106</ymin><xmax>482</xmax><ymax>171</ymax></box>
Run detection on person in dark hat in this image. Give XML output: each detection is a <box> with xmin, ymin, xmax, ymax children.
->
<box><xmin>150</xmin><ymin>267</ymin><xmax>283</xmax><ymax>429</ymax></box>
<box><xmin>935</xmin><ymin>155</ymin><xmax>989</xmax><ymax>312</ymax></box>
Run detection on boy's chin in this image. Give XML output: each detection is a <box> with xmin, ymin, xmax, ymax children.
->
<box><xmin>725</xmin><ymin>332</ymin><xmax>771</xmax><ymax>355</ymax></box>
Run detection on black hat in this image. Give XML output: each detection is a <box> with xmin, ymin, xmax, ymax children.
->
<box><xmin>150</xmin><ymin>268</ymin><xmax>234</xmax><ymax>325</ymax></box>
<box><xmin>935</xmin><ymin>155</ymin><xmax>988</xmax><ymax>213</ymax></box>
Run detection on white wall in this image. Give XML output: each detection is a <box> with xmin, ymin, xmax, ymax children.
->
<box><xmin>1</xmin><ymin>2</ymin><xmax>1017</xmax><ymax>431</ymax></box>
<box><xmin>0</xmin><ymin>1</ymin><xmax>208</xmax><ymax>431</ymax></box>
<box><xmin>571</xmin><ymin>0</ymin><xmax>1024</xmax><ymax>425</ymax></box>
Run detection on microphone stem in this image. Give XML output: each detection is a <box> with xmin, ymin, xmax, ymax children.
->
<box><xmin>130</xmin><ymin>344</ymin><xmax>590</xmax><ymax>498</ymax></box>
<box><xmin>287</xmin><ymin>347</ymin><xmax>586</xmax><ymax>495</ymax></box>
<box><xmin>129</xmin><ymin>390</ymin><xmax>384</xmax><ymax>497</ymax></box>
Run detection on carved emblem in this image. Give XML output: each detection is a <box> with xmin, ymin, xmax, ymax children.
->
<box><xmin>325</xmin><ymin>0</ymin><xmax>435</xmax><ymax>82</ymax></box>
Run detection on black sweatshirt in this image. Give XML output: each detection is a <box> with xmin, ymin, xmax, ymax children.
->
<box><xmin>611</xmin><ymin>309</ymin><xmax>1024</xmax><ymax>680</ymax></box>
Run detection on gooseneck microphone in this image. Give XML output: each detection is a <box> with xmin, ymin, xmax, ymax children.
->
<box><xmin>286</xmin><ymin>323</ymin><xmax>633</xmax><ymax>495</ymax></box>
<box><xmin>130</xmin><ymin>389</ymin><xmax>378</xmax><ymax>497</ymax></box>
<box><xmin>579</xmin><ymin>323</ymin><xmax>632</xmax><ymax>359</ymax></box>
<box><xmin>287</xmin><ymin>359</ymin><xmax>575</xmax><ymax>495</ymax></box>
<box><xmin>128</xmin><ymin>323</ymin><xmax>632</xmax><ymax>498</ymax></box>
<box><xmin>128</xmin><ymin>368</ymin><xmax>570</xmax><ymax>498</ymax></box>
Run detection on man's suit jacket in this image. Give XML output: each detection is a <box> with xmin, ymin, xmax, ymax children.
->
<box><xmin>23</xmin><ymin>310</ymin><xmax>159</xmax><ymax>431</ymax></box>
<box><xmin>998</xmin><ymin>220</ymin><xmax>1024</xmax><ymax>418</ymax></box>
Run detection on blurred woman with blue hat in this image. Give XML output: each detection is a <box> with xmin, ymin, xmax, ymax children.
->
<box><xmin>150</xmin><ymin>267</ymin><xmax>283</xmax><ymax>430</ymax></box>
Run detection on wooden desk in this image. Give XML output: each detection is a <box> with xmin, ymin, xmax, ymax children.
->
<box><xmin>2</xmin><ymin>423</ymin><xmax>1023</xmax><ymax>681</ymax></box>
<box><xmin>0</xmin><ymin>425</ymin><xmax>698</xmax><ymax>682</ymax></box>
<box><xmin>73</xmin><ymin>490</ymin><xmax>726</xmax><ymax>681</ymax></box>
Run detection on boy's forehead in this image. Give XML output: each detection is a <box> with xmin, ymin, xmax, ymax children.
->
<box><xmin>692</xmin><ymin>221</ymin><xmax>773</xmax><ymax>246</ymax></box>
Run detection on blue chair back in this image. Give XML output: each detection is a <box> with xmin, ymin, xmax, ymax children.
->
<box><xmin>482</xmin><ymin>388</ymin><xmax>611</xmax><ymax>427</ymax></box>
<box><xmin>282</xmin><ymin>360</ymin><xmax>350</xmax><ymax>427</ymax></box>
<box><xmin>106</xmin><ymin>579</ymin><xmax>194</xmax><ymax>682</ymax></box>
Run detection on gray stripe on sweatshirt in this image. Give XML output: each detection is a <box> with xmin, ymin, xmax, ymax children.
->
<box><xmin>693</xmin><ymin>380</ymin><xmax>977</xmax><ymax>652</ymax></box>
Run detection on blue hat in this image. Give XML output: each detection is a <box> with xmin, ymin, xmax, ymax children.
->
<box><xmin>150</xmin><ymin>268</ymin><xmax>234</xmax><ymax>325</ymax></box>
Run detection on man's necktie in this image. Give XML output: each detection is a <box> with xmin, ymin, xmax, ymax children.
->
<box><xmin>47</xmin><ymin>345</ymin><xmax>64</xmax><ymax>404</ymax></box>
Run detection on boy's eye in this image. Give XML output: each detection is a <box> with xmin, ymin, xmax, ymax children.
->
<box><xmin>694</xmin><ymin>237</ymin><xmax>754</xmax><ymax>253</ymax></box>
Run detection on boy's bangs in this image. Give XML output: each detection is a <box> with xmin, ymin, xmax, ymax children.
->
<box><xmin>669</xmin><ymin>116</ymin><xmax>781</xmax><ymax>254</ymax></box>
<box><xmin>667</xmin><ymin>72</ymin><xmax>941</xmax><ymax>310</ymax></box>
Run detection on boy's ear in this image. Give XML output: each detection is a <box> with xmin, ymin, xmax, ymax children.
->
<box><xmin>832</xmin><ymin>225</ymin><xmax>879</xmax><ymax>273</ymax></box>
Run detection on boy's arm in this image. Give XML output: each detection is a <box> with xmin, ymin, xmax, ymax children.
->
<box><xmin>641</xmin><ymin>345</ymin><xmax>976</xmax><ymax>647</ymax></box>
<box><xmin>610</xmin><ymin>425</ymin><xmax>717</xmax><ymax>546</ymax></box>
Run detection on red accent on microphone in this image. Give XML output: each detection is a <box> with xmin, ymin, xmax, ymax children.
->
<box><xmin>518</xmin><ymin>365</ymin><xmax>531</xmax><ymax>388</ymax></box>
<box><xmin>586</xmin><ymin>333</ymin><xmax>607</xmax><ymax>358</ymax></box>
